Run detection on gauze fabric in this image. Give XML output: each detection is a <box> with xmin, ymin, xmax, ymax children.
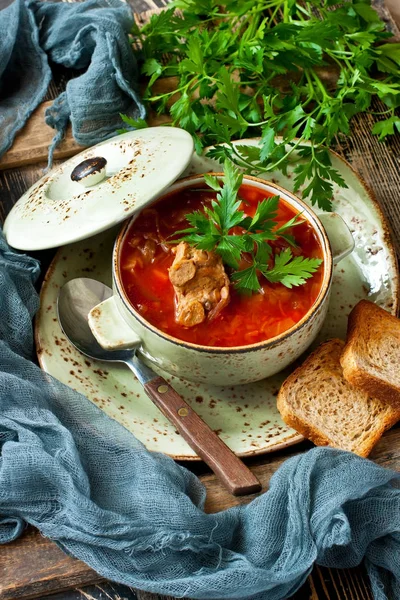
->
<box><xmin>0</xmin><ymin>0</ymin><xmax>145</xmax><ymax>167</ymax></box>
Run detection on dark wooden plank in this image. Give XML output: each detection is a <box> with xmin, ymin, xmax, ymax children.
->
<box><xmin>0</xmin><ymin>527</ymin><xmax>103</xmax><ymax>600</ymax></box>
<box><xmin>47</xmin><ymin>572</ymin><xmax>369</xmax><ymax>600</ymax></box>
<box><xmin>373</xmin><ymin>0</ymin><xmax>400</xmax><ymax>36</ymax></box>
<box><xmin>38</xmin><ymin>582</ymin><xmax>139</xmax><ymax>600</ymax></box>
<box><xmin>385</xmin><ymin>0</ymin><xmax>400</xmax><ymax>26</ymax></box>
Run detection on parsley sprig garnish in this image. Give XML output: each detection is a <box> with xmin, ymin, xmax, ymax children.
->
<box><xmin>124</xmin><ymin>0</ymin><xmax>400</xmax><ymax>211</ymax></box>
<box><xmin>173</xmin><ymin>161</ymin><xmax>322</xmax><ymax>293</ymax></box>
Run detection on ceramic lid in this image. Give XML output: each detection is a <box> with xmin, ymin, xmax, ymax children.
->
<box><xmin>3</xmin><ymin>127</ymin><xmax>194</xmax><ymax>251</ymax></box>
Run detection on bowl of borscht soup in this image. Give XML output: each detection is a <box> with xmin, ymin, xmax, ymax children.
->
<box><xmin>88</xmin><ymin>165</ymin><xmax>354</xmax><ymax>385</ymax></box>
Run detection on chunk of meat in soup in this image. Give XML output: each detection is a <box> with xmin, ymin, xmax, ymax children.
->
<box><xmin>169</xmin><ymin>242</ymin><xmax>230</xmax><ymax>327</ymax></box>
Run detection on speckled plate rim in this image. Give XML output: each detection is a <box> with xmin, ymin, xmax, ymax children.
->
<box><xmin>317</xmin><ymin>145</ymin><xmax>399</xmax><ymax>312</ymax></box>
<box><xmin>330</xmin><ymin>148</ymin><xmax>399</xmax><ymax>310</ymax></box>
<box><xmin>34</xmin><ymin>139</ymin><xmax>400</xmax><ymax>460</ymax></box>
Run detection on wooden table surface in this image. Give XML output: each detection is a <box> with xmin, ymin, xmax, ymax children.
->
<box><xmin>1</xmin><ymin>1</ymin><xmax>400</xmax><ymax>599</ymax></box>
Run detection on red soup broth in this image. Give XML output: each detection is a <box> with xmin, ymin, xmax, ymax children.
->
<box><xmin>119</xmin><ymin>183</ymin><xmax>324</xmax><ymax>348</ymax></box>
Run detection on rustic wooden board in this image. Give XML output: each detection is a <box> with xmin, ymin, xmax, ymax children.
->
<box><xmin>386</xmin><ymin>0</ymin><xmax>400</xmax><ymax>24</ymax></box>
<box><xmin>1</xmin><ymin>2</ymin><xmax>400</xmax><ymax>600</ymax></box>
<box><xmin>0</xmin><ymin>101</ymin><xmax>84</xmax><ymax>170</ymax></box>
<box><xmin>376</xmin><ymin>0</ymin><xmax>400</xmax><ymax>31</ymax></box>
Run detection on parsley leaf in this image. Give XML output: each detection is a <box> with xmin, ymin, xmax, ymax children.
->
<box><xmin>117</xmin><ymin>114</ymin><xmax>148</xmax><ymax>134</ymax></box>
<box><xmin>264</xmin><ymin>248</ymin><xmax>323</xmax><ymax>288</ymax></box>
<box><xmin>372</xmin><ymin>115</ymin><xmax>400</xmax><ymax>140</ymax></box>
<box><xmin>174</xmin><ymin>161</ymin><xmax>323</xmax><ymax>293</ymax></box>
<box><xmin>210</xmin><ymin>159</ymin><xmax>245</xmax><ymax>231</ymax></box>
<box><xmin>240</xmin><ymin>196</ymin><xmax>279</xmax><ymax>238</ymax></box>
<box><xmin>142</xmin><ymin>59</ymin><xmax>163</xmax><ymax>86</ymax></box>
<box><xmin>230</xmin><ymin>264</ymin><xmax>261</xmax><ymax>292</ymax></box>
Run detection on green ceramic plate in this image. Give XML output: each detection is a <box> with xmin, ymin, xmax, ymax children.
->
<box><xmin>36</xmin><ymin>141</ymin><xmax>399</xmax><ymax>460</ymax></box>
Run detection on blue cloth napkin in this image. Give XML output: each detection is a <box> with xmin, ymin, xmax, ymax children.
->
<box><xmin>0</xmin><ymin>232</ymin><xmax>400</xmax><ymax>600</ymax></box>
<box><xmin>0</xmin><ymin>0</ymin><xmax>145</xmax><ymax>166</ymax></box>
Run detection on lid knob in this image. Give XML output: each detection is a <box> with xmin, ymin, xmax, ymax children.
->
<box><xmin>71</xmin><ymin>157</ymin><xmax>107</xmax><ymax>187</ymax></box>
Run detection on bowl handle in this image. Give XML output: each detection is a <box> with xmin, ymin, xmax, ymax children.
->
<box><xmin>88</xmin><ymin>296</ymin><xmax>141</xmax><ymax>351</ymax></box>
<box><xmin>317</xmin><ymin>212</ymin><xmax>355</xmax><ymax>264</ymax></box>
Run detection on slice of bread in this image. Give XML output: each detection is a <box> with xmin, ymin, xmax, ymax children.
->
<box><xmin>277</xmin><ymin>339</ymin><xmax>400</xmax><ymax>456</ymax></box>
<box><xmin>341</xmin><ymin>300</ymin><xmax>400</xmax><ymax>407</ymax></box>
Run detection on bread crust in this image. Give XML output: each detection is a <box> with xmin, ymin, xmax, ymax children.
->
<box><xmin>277</xmin><ymin>338</ymin><xmax>400</xmax><ymax>457</ymax></box>
<box><xmin>341</xmin><ymin>300</ymin><xmax>400</xmax><ymax>408</ymax></box>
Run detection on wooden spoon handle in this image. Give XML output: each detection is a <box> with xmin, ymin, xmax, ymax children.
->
<box><xmin>143</xmin><ymin>376</ymin><xmax>262</xmax><ymax>496</ymax></box>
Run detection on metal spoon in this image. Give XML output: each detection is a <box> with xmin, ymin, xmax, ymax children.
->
<box><xmin>57</xmin><ymin>278</ymin><xmax>261</xmax><ymax>496</ymax></box>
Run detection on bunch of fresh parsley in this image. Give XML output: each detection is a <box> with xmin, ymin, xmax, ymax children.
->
<box><xmin>173</xmin><ymin>160</ymin><xmax>322</xmax><ymax>292</ymax></box>
<box><xmin>123</xmin><ymin>0</ymin><xmax>400</xmax><ymax>211</ymax></box>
